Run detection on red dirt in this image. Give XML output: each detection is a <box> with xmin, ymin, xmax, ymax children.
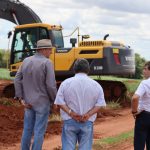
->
<box><xmin>0</xmin><ymin>98</ymin><xmax>134</xmax><ymax>150</ymax></box>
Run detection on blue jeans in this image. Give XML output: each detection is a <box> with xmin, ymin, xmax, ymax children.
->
<box><xmin>62</xmin><ymin>119</ymin><xmax>93</xmax><ymax>150</ymax></box>
<box><xmin>21</xmin><ymin>108</ymin><xmax>49</xmax><ymax>150</ymax></box>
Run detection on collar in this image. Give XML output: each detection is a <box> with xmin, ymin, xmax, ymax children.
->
<box><xmin>35</xmin><ymin>52</ymin><xmax>45</xmax><ymax>58</ymax></box>
<box><xmin>75</xmin><ymin>73</ymin><xmax>88</xmax><ymax>77</ymax></box>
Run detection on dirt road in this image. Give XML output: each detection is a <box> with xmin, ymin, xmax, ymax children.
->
<box><xmin>0</xmin><ymin>98</ymin><xmax>134</xmax><ymax>150</ymax></box>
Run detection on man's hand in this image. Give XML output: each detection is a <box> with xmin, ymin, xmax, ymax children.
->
<box><xmin>81</xmin><ymin>113</ymin><xmax>90</xmax><ymax>122</ymax></box>
<box><xmin>14</xmin><ymin>97</ymin><xmax>32</xmax><ymax>109</ymax></box>
<box><xmin>51</xmin><ymin>104</ymin><xmax>59</xmax><ymax>114</ymax></box>
<box><xmin>20</xmin><ymin>100</ymin><xmax>32</xmax><ymax>109</ymax></box>
<box><xmin>70</xmin><ymin>111</ymin><xmax>82</xmax><ymax>122</ymax></box>
<box><xmin>132</xmin><ymin>111</ymin><xmax>140</xmax><ymax>119</ymax></box>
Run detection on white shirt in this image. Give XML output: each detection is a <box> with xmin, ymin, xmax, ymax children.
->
<box><xmin>135</xmin><ymin>78</ymin><xmax>150</xmax><ymax>112</ymax></box>
<box><xmin>54</xmin><ymin>73</ymin><xmax>106</xmax><ymax>122</ymax></box>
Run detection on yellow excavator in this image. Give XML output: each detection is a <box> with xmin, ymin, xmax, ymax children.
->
<box><xmin>0</xmin><ymin>0</ymin><xmax>135</xmax><ymax>101</ymax></box>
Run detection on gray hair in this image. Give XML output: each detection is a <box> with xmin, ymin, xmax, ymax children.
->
<box><xmin>73</xmin><ymin>58</ymin><xmax>90</xmax><ymax>74</ymax></box>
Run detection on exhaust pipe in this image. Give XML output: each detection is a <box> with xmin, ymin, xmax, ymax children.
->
<box><xmin>103</xmin><ymin>34</ymin><xmax>109</xmax><ymax>40</ymax></box>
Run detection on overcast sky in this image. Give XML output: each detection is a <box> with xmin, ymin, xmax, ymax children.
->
<box><xmin>0</xmin><ymin>0</ymin><xmax>150</xmax><ymax>60</ymax></box>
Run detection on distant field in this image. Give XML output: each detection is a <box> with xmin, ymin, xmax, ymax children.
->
<box><xmin>0</xmin><ymin>68</ymin><xmax>14</xmax><ymax>80</ymax></box>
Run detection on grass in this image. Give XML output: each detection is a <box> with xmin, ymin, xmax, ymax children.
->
<box><xmin>123</xmin><ymin>80</ymin><xmax>141</xmax><ymax>93</ymax></box>
<box><xmin>0</xmin><ymin>68</ymin><xmax>13</xmax><ymax>80</ymax></box>
<box><xmin>91</xmin><ymin>75</ymin><xmax>141</xmax><ymax>93</ymax></box>
<box><xmin>91</xmin><ymin>75</ymin><xmax>131</xmax><ymax>81</ymax></box>
<box><xmin>93</xmin><ymin>130</ymin><xmax>134</xmax><ymax>150</ymax></box>
<box><xmin>0</xmin><ymin>69</ymin><xmax>141</xmax><ymax>94</ymax></box>
<box><xmin>0</xmin><ymin>98</ymin><xmax>13</xmax><ymax>106</ymax></box>
<box><xmin>0</xmin><ymin>97</ymin><xmax>20</xmax><ymax>106</ymax></box>
<box><xmin>53</xmin><ymin>130</ymin><xmax>134</xmax><ymax>150</ymax></box>
<box><xmin>106</xmin><ymin>101</ymin><xmax>121</xmax><ymax>109</ymax></box>
<box><xmin>49</xmin><ymin>114</ymin><xmax>62</xmax><ymax>122</ymax></box>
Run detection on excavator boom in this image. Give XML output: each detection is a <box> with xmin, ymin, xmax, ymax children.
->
<box><xmin>0</xmin><ymin>0</ymin><xmax>42</xmax><ymax>24</ymax></box>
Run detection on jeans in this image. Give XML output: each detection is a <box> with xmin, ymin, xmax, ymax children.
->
<box><xmin>62</xmin><ymin>119</ymin><xmax>93</xmax><ymax>150</ymax></box>
<box><xmin>21</xmin><ymin>108</ymin><xmax>49</xmax><ymax>150</ymax></box>
<box><xmin>134</xmin><ymin>111</ymin><xmax>150</xmax><ymax>150</ymax></box>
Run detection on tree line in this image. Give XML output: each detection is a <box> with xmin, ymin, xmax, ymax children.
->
<box><xmin>133</xmin><ymin>53</ymin><xmax>146</xmax><ymax>79</ymax></box>
<box><xmin>0</xmin><ymin>49</ymin><xmax>147</xmax><ymax>79</ymax></box>
<box><xmin>0</xmin><ymin>49</ymin><xmax>10</xmax><ymax>69</ymax></box>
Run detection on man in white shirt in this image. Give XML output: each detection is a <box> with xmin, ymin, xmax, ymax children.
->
<box><xmin>54</xmin><ymin>58</ymin><xmax>106</xmax><ymax>150</ymax></box>
<box><xmin>131</xmin><ymin>61</ymin><xmax>150</xmax><ymax>150</ymax></box>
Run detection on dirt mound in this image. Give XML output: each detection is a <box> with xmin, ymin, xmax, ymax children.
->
<box><xmin>0</xmin><ymin>80</ymin><xmax>14</xmax><ymax>98</ymax></box>
<box><xmin>0</xmin><ymin>97</ymin><xmax>134</xmax><ymax>150</ymax></box>
<box><xmin>0</xmin><ymin>98</ymin><xmax>62</xmax><ymax>146</ymax></box>
<box><xmin>0</xmin><ymin>98</ymin><xmax>120</xmax><ymax>145</ymax></box>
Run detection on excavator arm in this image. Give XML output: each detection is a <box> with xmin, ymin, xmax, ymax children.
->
<box><xmin>0</xmin><ymin>0</ymin><xmax>42</xmax><ymax>25</ymax></box>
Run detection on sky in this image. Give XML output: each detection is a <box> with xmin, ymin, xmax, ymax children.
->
<box><xmin>0</xmin><ymin>0</ymin><xmax>150</xmax><ymax>60</ymax></box>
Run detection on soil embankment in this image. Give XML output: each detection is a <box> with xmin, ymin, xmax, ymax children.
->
<box><xmin>0</xmin><ymin>98</ymin><xmax>134</xmax><ymax>150</ymax></box>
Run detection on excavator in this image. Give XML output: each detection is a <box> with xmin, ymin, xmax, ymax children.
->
<box><xmin>0</xmin><ymin>0</ymin><xmax>135</xmax><ymax>101</ymax></box>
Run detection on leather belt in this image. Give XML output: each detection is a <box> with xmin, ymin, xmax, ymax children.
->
<box><xmin>142</xmin><ymin>110</ymin><xmax>150</xmax><ymax>114</ymax></box>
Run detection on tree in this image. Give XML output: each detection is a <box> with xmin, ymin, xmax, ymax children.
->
<box><xmin>0</xmin><ymin>50</ymin><xmax>3</xmax><ymax>65</ymax></box>
<box><xmin>133</xmin><ymin>53</ymin><xmax>146</xmax><ymax>79</ymax></box>
<box><xmin>3</xmin><ymin>50</ymin><xmax>10</xmax><ymax>69</ymax></box>
<box><xmin>0</xmin><ymin>49</ymin><xmax>10</xmax><ymax>68</ymax></box>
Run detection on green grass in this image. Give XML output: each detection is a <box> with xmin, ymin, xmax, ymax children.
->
<box><xmin>53</xmin><ymin>130</ymin><xmax>133</xmax><ymax>150</ymax></box>
<box><xmin>0</xmin><ymin>68</ymin><xmax>13</xmax><ymax>80</ymax></box>
<box><xmin>106</xmin><ymin>101</ymin><xmax>121</xmax><ymax>109</ymax></box>
<box><xmin>91</xmin><ymin>75</ymin><xmax>131</xmax><ymax>81</ymax></box>
<box><xmin>0</xmin><ymin>70</ymin><xmax>141</xmax><ymax>94</ymax></box>
<box><xmin>0</xmin><ymin>97</ymin><xmax>20</xmax><ymax>107</ymax></box>
<box><xmin>0</xmin><ymin>99</ymin><xmax>13</xmax><ymax>106</ymax></box>
<box><xmin>91</xmin><ymin>75</ymin><xmax>141</xmax><ymax>93</ymax></box>
<box><xmin>49</xmin><ymin>114</ymin><xmax>62</xmax><ymax>122</ymax></box>
<box><xmin>93</xmin><ymin>130</ymin><xmax>134</xmax><ymax>149</ymax></box>
<box><xmin>123</xmin><ymin>80</ymin><xmax>141</xmax><ymax>93</ymax></box>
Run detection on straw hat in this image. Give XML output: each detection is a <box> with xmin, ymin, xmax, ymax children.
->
<box><xmin>36</xmin><ymin>39</ymin><xmax>53</xmax><ymax>49</ymax></box>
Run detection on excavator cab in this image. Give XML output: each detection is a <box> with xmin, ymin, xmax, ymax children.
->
<box><xmin>9</xmin><ymin>23</ymin><xmax>65</xmax><ymax>76</ymax></box>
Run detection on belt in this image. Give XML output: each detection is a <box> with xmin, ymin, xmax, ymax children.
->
<box><xmin>142</xmin><ymin>110</ymin><xmax>150</xmax><ymax>114</ymax></box>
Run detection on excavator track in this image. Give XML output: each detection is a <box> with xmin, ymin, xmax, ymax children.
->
<box><xmin>0</xmin><ymin>79</ymin><xmax>127</xmax><ymax>101</ymax></box>
<box><xmin>0</xmin><ymin>80</ymin><xmax>15</xmax><ymax>98</ymax></box>
<box><xmin>95</xmin><ymin>80</ymin><xmax>127</xmax><ymax>101</ymax></box>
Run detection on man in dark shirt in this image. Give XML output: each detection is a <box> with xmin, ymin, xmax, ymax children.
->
<box><xmin>14</xmin><ymin>39</ymin><xmax>57</xmax><ymax>150</ymax></box>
